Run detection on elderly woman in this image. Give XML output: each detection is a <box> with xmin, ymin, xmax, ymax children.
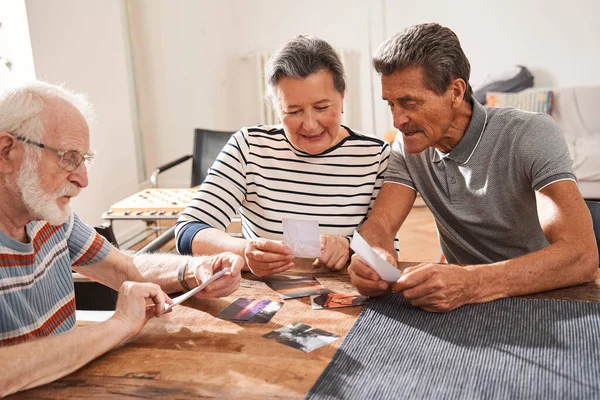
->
<box><xmin>175</xmin><ymin>35</ymin><xmax>391</xmax><ymax>276</ymax></box>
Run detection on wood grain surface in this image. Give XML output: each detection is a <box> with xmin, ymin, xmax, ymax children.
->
<box><xmin>11</xmin><ymin>261</ymin><xmax>600</xmax><ymax>399</ymax></box>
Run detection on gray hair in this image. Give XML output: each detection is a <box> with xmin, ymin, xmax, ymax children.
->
<box><xmin>0</xmin><ymin>81</ymin><xmax>95</xmax><ymax>153</ymax></box>
<box><xmin>264</xmin><ymin>35</ymin><xmax>346</xmax><ymax>103</ymax></box>
<box><xmin>373</xmin><ymin>23</ymin><xmax>473</xmax><ymax>100</ymax></box>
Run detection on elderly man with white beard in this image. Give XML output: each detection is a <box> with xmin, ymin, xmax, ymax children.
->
<box><xmin>0</xmin><ymin>81</ymin><xmax>244</xmax><ymax>397</ymax></box>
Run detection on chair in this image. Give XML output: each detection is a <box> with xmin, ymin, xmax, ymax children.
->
<box><xmin>140</xmin><ymin>129</ymin><xmax>236</xmax><ymax>255</ymax></box>
<box><xmin>586</xmin><ymin>200</ymin><xmax>600</xmax><ymax>267</ymax></box>
<box><xmin>73</xmin><ymin>224</ymin><xmax>120</xmax><ymax>310</ymax></box>
<box><xmin>150</xmin><ymin>128</ymin><xmax>235</xmax><ymax>188</ymax></box>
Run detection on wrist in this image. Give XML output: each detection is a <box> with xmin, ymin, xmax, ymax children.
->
<box><xmin>106</xmin><ymin>315</ymin><xmax>138</xmax><ymax>343</ymax></box>
<box><xmin>184</xmin><ymin>258</ymin><xmax>203</xmax><ymax>289</ymax></box>
<box><xmin>177</xmin><ymin>258</ymin><xmax>194</xmax><ymax>291</ymax></box>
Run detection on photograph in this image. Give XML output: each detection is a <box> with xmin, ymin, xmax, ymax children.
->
<box><xmin>268</xmin><ymin>277</ymin><xmax>328</xmax><ymax>299</ymax></box>
<box><xmin>263</xmin><ymin>322</ymin><xmax>339</xmax><ymax>353</ymax></box>
<box><xmin>311</xmin><ymin>293</ymin><xmax>369</xmax><ymax>310</ymax></box>
<box><xmin>246</xmin><ymin>301</ymin><xmax>284</xmax><ymax>324</ymax></box>
<box><xmin>217</xmin><ymin>298</ymin><xmax>275</xmax><ymax>321</ymax></box>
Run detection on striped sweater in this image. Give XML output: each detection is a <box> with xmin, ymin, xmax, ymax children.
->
<box><xmin>175</xmin><ymin>124</ymin><xmax>391</xmax><ymax>253</ymax></box>
<box><xmin>0</xmin><ymin>211</ymin><xmax>111</xmax><ymax>346</ymax></box>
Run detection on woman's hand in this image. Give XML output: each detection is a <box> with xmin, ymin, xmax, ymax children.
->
<box><xmin>312</xmin><ymin>234</ymin><xmax>351</xmax><ymax>271</ymax></box>
<box><xmin>244</xmin><ymin>238</ymin><xmax>294</xmax><ymax>276</ymax></box>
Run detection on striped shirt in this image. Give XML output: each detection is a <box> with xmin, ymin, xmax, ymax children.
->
<box><xmin>0</xmin><ymin>211</ymin><xmax>111</xmax><ymax>346</ymax></box>
<box><xmin>176</xmin><ymin>125</ymin><xmax>391</xmax><ymax>253</ymax></box>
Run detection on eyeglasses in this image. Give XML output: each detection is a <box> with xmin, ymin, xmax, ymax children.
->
<box><xmin>16</xmin><ymin>136</ymin><xmax>94</xmax><ymax>172</ymax></box>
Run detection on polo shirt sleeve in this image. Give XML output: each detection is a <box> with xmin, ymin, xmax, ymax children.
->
<box><xmin>515</xmin><ymin>113</ymin><xmax>576</xmax><ymax>191</ymax></box>
<box><xmin>383</xmin><ymin>132</ymin><xmax>416</xmax><ymax>191</ymax></box>
<box><xmin>64</xmin><ymin>211</ymin><xmax>112</xmax><ymax>267</ymax></box>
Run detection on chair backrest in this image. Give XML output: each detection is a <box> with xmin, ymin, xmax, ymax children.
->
<box><xmin>191</xmin><ymin>128</ymin><xmax>235</xmax><ymax>187</ymax></box>
<box><xmin>94</xmin><ymin>223</ymin><xmax>119</xmax><ymax>248</ymax></box>
<box><xmin>586</xmin><ymin>200</ymin><xmax>600</xmax><ymax>267</ymax></box>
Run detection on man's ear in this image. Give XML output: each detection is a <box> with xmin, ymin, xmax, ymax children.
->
<box><xmin>450</xmin><ymin>78</ymin><xmax>467</xmax><ymax>108</ymax></box>
<box><xmin>0</xmin><ymin>132</ymin><xmax>19</xmax><ymax>174</ymax></box>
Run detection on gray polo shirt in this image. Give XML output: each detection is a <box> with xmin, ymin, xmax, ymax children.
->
<box><xmin>385</xmin><ymin>100</ymin><xmax>576</xmax><ymax>264</ymax></box>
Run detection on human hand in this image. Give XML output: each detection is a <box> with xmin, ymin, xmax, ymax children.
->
<box><xmin>391</xmin><ymin>263</ymin><xmax>475</xmax><ymax>312</ymax></box>
<box><xmin>244</xmin><ymin>238</ymin><xmax>294</xmax><ymax>277</ymax></box>
<box><xmin>191</xmin><ymin>252</ymin><xmax>244</xmax><ymax>298</ymax></box>
<box><xmin>348</xmin><ymin>248</ymin><xmax>397</xmax><ymax>297</ymax></box>
<box><xmin>111</xmin><ymin>281</ymin><xmax>173</xmax><ymax>338</ymax></box>
<box><xmin>312</xmin><ymin>235</ymin><xmax>350</xmax><ymax>270</ymax></box>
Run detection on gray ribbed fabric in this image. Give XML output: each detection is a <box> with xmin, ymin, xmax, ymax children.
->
<box><xmin>307</xmin><ymin>294</ymin><xmax>600</xmax><ymax>400</ymax></box>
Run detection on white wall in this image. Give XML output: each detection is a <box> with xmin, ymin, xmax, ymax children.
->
<box><xmin>127</xmin><ymin>0</ymin><xmax>379</xmax><ymax>186</ymax></box>
<box><xmin>17</xmin><ymin>0</ymin><xmax>600</xmax><ymax>230</ymax></box>
<box><xmin>380</xmin><ymin>0</ymin><xmax>600</xmax><ymax>132</ymax></box>
<box><xmin>127</xmin><ymin>0</ymin><xmax>600</xmax><ymax>185</ymax></box>
<box><xmin>25</xmin><ymin>0</ymin><xmax>143</xmax><ymax>239</ymax></box>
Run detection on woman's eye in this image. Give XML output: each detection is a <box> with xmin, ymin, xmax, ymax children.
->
<box><xmin>315</xmin><ymin>106</ymin><xmax>330</xmax><ymax>111</ymax></box>
<box><xmin>285</xmin><ymin>110</ymin><xmax>300</xmax><ymax>115</ymax></box>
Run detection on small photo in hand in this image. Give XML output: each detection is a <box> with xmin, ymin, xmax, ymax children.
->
<box><xmin>263</xmin><ymin>322</ymin><xmax>339</xmax><ymax>353</ymax></box>
<box><xmin>217</xmin><ymin>298</ymin><xmax>278</xmax><ymax>321</ymax></box>
<box><xmin>282</xmin><ymin>218</ymin><xmax>321</xmax><ymax>258</ymax></box>
<box><xmin>268</xmin><ymin>277</ymin><xmax>328</xmax><ymax>299</ymax></box>
<box><xmin>311</xmin><ymin>292</ymin><xmax>369</xmax><ymax>309</ymax></box>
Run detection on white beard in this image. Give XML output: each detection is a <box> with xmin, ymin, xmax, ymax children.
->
<box><xmin>16</xmin><ymin>152</ymin><xmax>80</xmax><ymax>226</ymax></box>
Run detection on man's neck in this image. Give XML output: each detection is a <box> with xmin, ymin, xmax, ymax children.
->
<box><xmin>0</xmin><ymin>192</ymin><xmax>31</xmax><ymax>243</ymax></box>
<box><xmin>435</xmin><ymin>100</ymin><xmax>473</xmax><ymax>153</ymax></box>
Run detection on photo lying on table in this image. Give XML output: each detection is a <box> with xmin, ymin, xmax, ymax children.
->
<box><xmin>246</xmin><ymin>300</ymin><xmax>284</xmax><ymax>323</ymax></box>
<box><xmin>268</xmin><ymin>277</ymin><xmax>328</xmax><ymax>299</ymax></box>
<box><xmin>263</xmin><ymin>322</ymin><xmax>339</xmax><ymax>353</ymax></box>
<box><xmin>217</xmin><ymin>298</ymin><xmax>279</xmax><ymax>321</ymax></box>
<box><xmin>311</xmin><ymin>292</ymin><xmax>369</xmax><ymax>309</ymax></box>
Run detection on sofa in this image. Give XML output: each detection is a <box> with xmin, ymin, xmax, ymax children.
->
<box><xmin>551</xmin><ymin>86</ymin><xmax>600</xmax><ymax>200</ymax></box>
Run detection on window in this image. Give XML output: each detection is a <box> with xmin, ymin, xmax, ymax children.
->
<box><xmin>0</xmin><ymin>0</ymin><xmax>35</xmax><ymax>90</ymax></box>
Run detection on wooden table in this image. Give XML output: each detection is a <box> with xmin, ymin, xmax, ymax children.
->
<box><xmin>12</xmin><ymin>262</ymin><xmax>600</xmax><ymax>399</ymax></box>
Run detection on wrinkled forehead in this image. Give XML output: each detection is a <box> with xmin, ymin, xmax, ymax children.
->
<box><xmin>42</xmin><ymin>98</ymin><xmax>91</xmax><ymax>153</ymax></box>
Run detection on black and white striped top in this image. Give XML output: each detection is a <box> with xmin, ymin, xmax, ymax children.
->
<box><xmin>175</xmin><ymin>124</ymin><xmax>390</xmax><ymax>254</ymax></box>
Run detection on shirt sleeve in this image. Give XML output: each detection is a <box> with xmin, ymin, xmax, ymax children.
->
<box><xmin>383</xmin><ymin>132</ymin><xmax>416</xmax><ymax>190</ymax></box>
<box><xmin>65</xmin><ymin>212</ymin><xmax>112</xmax><ymax>266</ymax></box>
<box><xmin>514</xmin><ymin>113</ymin><xmax>576</xmax><ymax>191</ymax></box>
<box><xmin>175</xmin><ymin>129</ymin><xmax>248</xmax><ymax>254</ymax></box>
<box><xmin>367</xmin><ymin>142</ymin><xmax>391</xmax><ymax>215</ymax></box>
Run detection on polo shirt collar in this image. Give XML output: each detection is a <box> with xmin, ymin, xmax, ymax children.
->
<box><xmin>433</xmin><ymin>99</ymin><xmax>486</xmax><ymax>164</ymax></box>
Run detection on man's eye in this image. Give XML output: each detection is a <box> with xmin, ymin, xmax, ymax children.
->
<box><xmin>285</xmin><ymin>110</ymin><xmax>300</xmax><ymax>115</ymax></box>
<box><xmin>315</xmin><ymin>106</ymin><xmax>330</xmax><ymax>111</ymax></box>
<box><xmin>64</xmin><ymin>151</ymin><xmax>83</xmax><ymax>166</ymax></box>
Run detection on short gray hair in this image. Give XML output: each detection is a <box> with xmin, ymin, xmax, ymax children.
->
<box><xmin>264</xmin><ymin>35</ymin><xmax>346</xmax><ymax>103</ymax></box>
<box><xmin>0</xmin><ymin>81</ymin><xmax>94</xmax><ymax>147</ymax></box>
<box><xmin>373</xmin><ymin>23</ymin><xmax>473</xmax><ymax>100</ymax></box>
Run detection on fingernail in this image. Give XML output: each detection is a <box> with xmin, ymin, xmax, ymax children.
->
<box><xmin>378</xmin><ymin>282</ymin><xmax>387</xmax><ymax>290</ymax></box>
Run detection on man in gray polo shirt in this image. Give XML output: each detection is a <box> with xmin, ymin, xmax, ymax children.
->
<box><xmin>348</xmin><ymin>23</ymin><xmax>598</xmax><ymax>312</ymax></box>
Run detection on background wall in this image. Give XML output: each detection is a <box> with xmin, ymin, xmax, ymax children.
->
<box><xmin>379</xmin><ymin>0</ymin><xmax>600</xmax><ymax>131</ymax></box>
<box><xmin>25</xmin><ymin>0</ymin><xmax>144</xmax><ymax>239</ymax></box>
<box><xmin>10</xmin><ymin>0</ymin><xmax>600</xmax><ymax>239</ymax></box>
<box><xmin>126</xmin><ymin>0</ymin><xmax>381</xmax><ymax>186</ymax></box>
